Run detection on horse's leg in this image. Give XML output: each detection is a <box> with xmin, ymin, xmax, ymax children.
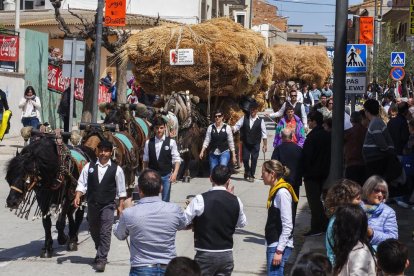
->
<box><xmin>40</xmin><ymin>215</ymin><xmax>53</xmax><ymax>258</ymax></box>
<box><xmin>67</xmin><ymin>205</ymin><xmax>83</xmax><ymax>251</ymax></box>
<box><xmin>56</xmin><ymin>212</ymin><xmax>68</xmax><ymax>246</ymax></box>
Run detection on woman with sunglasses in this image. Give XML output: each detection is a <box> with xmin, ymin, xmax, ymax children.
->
<box><xmin>361</xmin><ymin>175</ymin><xmax>398</xmax><ymax>249</ymax></box>
<box><xmin>200</xmin><ymin>110</ymin><xmax>237</xmax><ymax>173</ymax></box>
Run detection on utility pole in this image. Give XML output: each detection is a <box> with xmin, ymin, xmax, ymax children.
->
<box><xmin>328</xmin><ymin>0</ymin><xmax>348</xmax><ymax>185</ymax></box>
<box><xmin>373</xmin><ymin>0</ymin><xmax>378</xmax><ymax>86</ymax></box>
<box><xmin>15</xmin><ymin>0</ymin><xmax>20</xmax><ymax>31</ymax></box>
<box><xmin>92</xmin><ymin>0</ymin><xmax>104</xmax><ymax>123</ymax></box>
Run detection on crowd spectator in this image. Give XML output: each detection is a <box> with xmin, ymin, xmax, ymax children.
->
<box><xmin>319</xmin><ymin>98</ymin><xmax>333</xmax><ymax>119</ymax></box>
<box><xmin>312</xmin><ymin>94</ymin><xmax>328</xmax><ymax>113</ymax></box>
<box><xmin>324</xmin><ymin>179</ymin><xmax>362</xmax><ymax>265</ymax></box>
<box><xmin>74</xmin><ymin>140</ymin><xmax>126</xmax><ymax>272</ymax></box>
<box><xmin>361</xmin><ymin>175</ymin><xmax>398</xmax><ymax>249</ymax></box>
<box><xmin>344</xmin><ymin>111</ymin><xmax>367</xmax><ymax>185</ymax></box>
<box><xmin>404</xmin><ymin>119</ymin><xmax>414</xmax><ymax>155</ymax></box>
<box><xmin>184</xmin><ymin>165</ymin><xmax>247</xmax><ymax>276</ymax></box>
<box><xmin>387</xmin><ymin>102</ymin><xmax>409</xmax><ymax>157</ymax></box>
<box><xmin>273</xmin><ymin>105</ymin><xmax>306</xmax><ymax>149</ymax></box>
<box><xmin>200</xmin><ymin>109</ymin><xmax>237</xmax><ymax>173</ymax></box>
<box><xmin>382</xmin><ymin>93</ymin><xmax>395</xmax><ymax>115</ymax></box>
<box><xmin>48</xmin><ymin>47</ymin><xmax>62</xmax><ymax>63</ymax></box>
<box><xmin>165</xmin><ymin>257</ymin><xmax>201</xmax><ymax>276</ymax></box>
<box><xmin>127</xmin><ymin>89</ymin><xmax>139</xmax><ymax>104</ymax></box>
<box><xmin>262</xmin><ymin>160</ymin><xmax>298</xmax><ymax>276</ymax></box>
<box><xmin>233</xmin><ymin>101</ymin><xmax>267</xmax><ymax>182</ymax></box>
<box><xmin>268</xmin><ymin>89</ymin><xmax>307</xmax><ymax>127</ymax></box>
<box><xmin>332</xmin><ymin>205</ymin><xmax>377</xmax><ymax>275</ymax></box>
<box><xmin>19</xmin><ymin>86</ymin><xmax>41</xmax><ymax>129</ymax></box>
<box><xmin>143</xmin><ymin>116</ymin><xmax>181</xmax><ymax>202</ymax></box>
<box><xmin>321</xmin><ymin>82</ymin><xmax>333</xmax><ymax>98</ymax></box>
<box><xmin>291</xmin><ymin>252</ymin><xmax>333</xmax><ymax>276</ymax></box>
<box><xmin>377</xmin><ymin>239</ymin><xmax>409</xmax><ymax>276</ymax></box>
<box><xmin>310</xmin><ymin>83</ymin><xmax>321</xmax><ymax>104</ymax></box>
<box><xmin>302</xmin><ymin>111</ymin><xmax>331</xmax><ymax>236</ymax></box>
<box><xmin>302</xmin><ymin>84</ymin><xmax>314</xmax><ymax>114</ymax></box>
<box><xmin>0</xmin><ymin>88</ymin><xmax>9</xmax><ymax>124</ymax></box>
<box><xmin>113</xmin><ymin>169</ymin><xmax>186</xmax><ymax>276</ymax></box>
<box><xmin>271</xmin><ymin>128</ymin><xmax>303</xmax><ymax>197</ymax></box>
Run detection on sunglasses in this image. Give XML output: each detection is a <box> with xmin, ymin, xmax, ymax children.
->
<box><xmin>291</xmin><ymin>94</ymin><xmax>297</xmax><ymax>97</ymax></box>
<box><xmin>328</xmin><ymin>102</ymin><xmax>333</xmax><ymax>105</ymax></box>
<box><xmin>214</xmin><ymin>114</ymin><xmax>223</xmax><ymax>118</ymax></box>
<box><xmin>373</xmin><ymin>188</ymin><xmax>387</xmax><ymax>195</ymax></box>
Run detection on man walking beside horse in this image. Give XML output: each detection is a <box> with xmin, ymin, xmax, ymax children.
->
<box><xmin>74</xmin><ymin>140</ymin><xmax>126</xmax><ymax>272</ymax></box>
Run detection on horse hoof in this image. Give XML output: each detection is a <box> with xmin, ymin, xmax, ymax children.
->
<box><xmin>67</xmin><ymin>241</ymin><xmax>78</xmax><ymax>251</ymax></box>
<box><xmin>40</xmin><ymin>249</ymin><xmax>53</xmax><ymax>258</ymax></box>
<box><xmin>57</xmin><ymin>234</ymin><xmax>68</xmax><ymax>245</ymax></box>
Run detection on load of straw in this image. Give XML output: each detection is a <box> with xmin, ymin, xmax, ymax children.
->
<box><xmin>121</xmin><ymin>18</ymin><xmax>273</xmax><ymax>100</ymax></box>
<box><xmin>271</xmin><ymin>45</ymin><xmax>332</xmax><ymax>87</ymax></box>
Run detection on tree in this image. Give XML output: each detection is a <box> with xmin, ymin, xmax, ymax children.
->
<box><xmin>49</xmin><ymin>0</ymin><xmax>133</xmax><ymax>122</ymax></box>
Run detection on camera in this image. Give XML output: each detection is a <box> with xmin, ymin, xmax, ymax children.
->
<box><xmin>132</xmin><ymin>192</ymin><xmax>140</xmax><ymax>201</ymax></box>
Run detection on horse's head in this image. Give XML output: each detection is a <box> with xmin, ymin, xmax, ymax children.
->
<box><xmin>5</xmin><ymin>138</ymin><xmax>58</xmax><ymax>209</ymax></box>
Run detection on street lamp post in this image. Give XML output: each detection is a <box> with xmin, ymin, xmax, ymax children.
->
<box><xmin>92</xmin><ymin>0</ymin><xmax>104</xmax><ymax>123</ymax></box>
<box><xmin>328</xmin><ymin>0</ymin><xmax>348</xmax><ymax>185</ymax></box>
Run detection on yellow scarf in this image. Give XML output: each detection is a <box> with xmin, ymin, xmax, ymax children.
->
<box><xmin>267</xmin><ymin>178</ymin><xmax>299</xmax><ymax>209</ymax></box>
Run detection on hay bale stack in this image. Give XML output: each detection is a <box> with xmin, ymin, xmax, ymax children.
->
<box><xmin>122</xmin><ymin>18</ymin><xmax>273</xmax><ymax>100</ymax></box>
<box><xmin>271</xmin><ymin>45</ymin><xmax>332</xmax><ymax>87</ymax></box>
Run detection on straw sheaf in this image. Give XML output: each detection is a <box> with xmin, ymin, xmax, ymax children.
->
<box><xmin>271</xmin><ymin>45</ymin><xmax>332</xmax><ymax>87</ymax></box>
<box><xmin>120</xmin><ymin>18</ymin><xmax>273</xmax><ymax>99</ymax></box>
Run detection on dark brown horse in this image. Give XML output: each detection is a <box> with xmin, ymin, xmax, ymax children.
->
<box><xmin>5</xmin><ymin>133</ymin><xmax>95</xmax><ymax>258</ymax></box>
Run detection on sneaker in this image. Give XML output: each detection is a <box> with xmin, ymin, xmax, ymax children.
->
<box><xmin>248</xmin><ymin>176</ymin><xmax>255</xmax><ymax>183</ymax></box>
<box><xmin>95</xmin><ymin>261</ymin><xmax>106</xmax><ymax>272</ymax></box>
<box><xmin>304</xmin><ymin>230</ymin><xmax>324</xmax><ymax>237</ymax></box>
<box><xmin>244</xmin><ymin>173</ymin><xmax>249</xmax><ymax>180</ymax></box>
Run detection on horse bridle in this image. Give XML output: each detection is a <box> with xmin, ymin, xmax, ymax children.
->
<box><xmin>10</xmin><ymin>174</ymin><xmax>39</xmax><ymax>195</ymax></box>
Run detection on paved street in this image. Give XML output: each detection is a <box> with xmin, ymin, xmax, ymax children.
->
<box><xmin>1</xmin><ymin>117</ymin><xmax>414</xmax><ymax>275</ymax></box>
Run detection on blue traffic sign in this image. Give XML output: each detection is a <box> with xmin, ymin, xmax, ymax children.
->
<box><xmin>346</xmin><ymin>44</ymin><xmax>367</xmax><ymax>73</ymax></box>
<box><xmin>391</xmin><ymin>52</ymin><xmax>405</xmax><ymax>67</ymax></box>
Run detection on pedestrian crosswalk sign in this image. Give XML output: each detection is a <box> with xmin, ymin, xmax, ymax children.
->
<box><xmin>346</xmin><ymin>44</ymin><xmax>367</xmax><ymax>73</ymax></box>
<box><xmin>391</xmin><ymin>52</ymin><xmax>405</xmax><ymax>67</ymax></box>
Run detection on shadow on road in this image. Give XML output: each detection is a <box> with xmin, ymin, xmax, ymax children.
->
<box><xmin>56</xmin><ymin>255</ymin><xmax>94</xmax><ymax>267</ymax></box>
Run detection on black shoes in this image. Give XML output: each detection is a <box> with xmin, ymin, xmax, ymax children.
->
<box><xmin>303</xmin><ymin>230</ymin><xmax>325</xmax><ymax>237</ymax></box>
<box><xmin>244</xmin><ymin>174</ymin><xmax>255</xmax><ymax>182</ymax></box>
<box><xmin>95</xmin><ymin>260</ymin><xmax>106</xmax><ymax>272</ymax></box>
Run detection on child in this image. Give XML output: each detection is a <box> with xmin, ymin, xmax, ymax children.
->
<box><xmin>377</xmin><ymin>239</ymin><xmax>409</xmax><ymax>276</ymax></box>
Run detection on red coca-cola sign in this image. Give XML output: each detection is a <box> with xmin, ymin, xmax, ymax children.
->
<box><xmin>0</xmin><ymin>35</ymin><xmax>19</xmax><ymax>62</ymax></box>
<box><xmin>48</xmin><ymin>63</ymin><xmax>111</xmax><ymax>104</ymax></box>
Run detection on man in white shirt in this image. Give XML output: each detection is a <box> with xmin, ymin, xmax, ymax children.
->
<box><xmin>233</xmin><ymin>101</ymin><xmax>268</xmax><ymax>182</ymax></box>
<box><xmin>184</xmin><ymin>165</ymin><xmax>247</xmax><ymax>276</ymax></box>
<box><xmin>268</xmin><ymin>89</ymin><xmax>308</xmax><ymax>127</ymax></box>
<box><xmin>143</xmin><ymin>116</ymin><xmax>181</xmax><ymax>202</ymax></box>
<box><xmin>73</xmin><ymin>140</ymin><xmax>126</xmax><ymax>272</ymax></box>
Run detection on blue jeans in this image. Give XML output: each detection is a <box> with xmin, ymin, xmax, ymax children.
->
<box><xmin>266</xmin><ymin>246</ymin><xmax>292</xmax><ymax>276</ymax></box>
<box><xmin>161</xmin><ymin>173</ymin><xmax>171</xmax><ymax>202</ymax></box>
<box><xmin>130</xmin><ymin>266</ymin><xmax>166</xmax><ymax>276</ymax></box>
<box><xmin>21</xmin><ymin>117</ymin><xmax>40</xmax><ymax>129</ymax></box>
<box><xmin>209</xmin><ymin>151</ymin><xmax>231</xmax><ymax>173</ymax></box>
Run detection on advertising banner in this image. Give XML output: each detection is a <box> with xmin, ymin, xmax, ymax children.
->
<box><xmin>104</xmin><ymin>0</ymin><xmax>126</xmax><ymax>27</ymax></box>
<box><xmin>359</xmin><ymin>16</ymin><xmax>373</xmax><ymax>45</ymax></box>
<box><xmin>0</xmin><ymin>34</ymin><xmax>19</xmax><ymax>62</ymax></box>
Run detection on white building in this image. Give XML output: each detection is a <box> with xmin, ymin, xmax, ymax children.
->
<box><xmin>252</xmin><ymin>24</ymin><xmax>287</xmax><ymax>47</ymax></box>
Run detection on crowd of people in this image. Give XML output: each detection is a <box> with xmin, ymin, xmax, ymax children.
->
<box><xmin>2</xmin><ymin>78</ymin><xmax>413</xmax><ymax>275</ymax></box>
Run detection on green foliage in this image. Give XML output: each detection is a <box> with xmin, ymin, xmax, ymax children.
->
<box><xmin>375</xmin><ymin>23</ymin><xmax>414</xmax><ymax>82</ymax></box>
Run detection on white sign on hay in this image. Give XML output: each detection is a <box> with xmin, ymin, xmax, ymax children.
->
<box><xmin>170</xmin><ymin>49</ymin><xmax>194</xmax><ymax>65</ymax></box>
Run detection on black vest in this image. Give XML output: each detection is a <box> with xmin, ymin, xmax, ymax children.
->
<box><xmin>293</xmin><ymin>102</ymin><xmax>302</xmax><ymax>119</ymax></box>
<box><xmin>209</xmin><ymin>124</ymin><xmax>229</xmax><ymax>153</ymax></box>
<box><xmin>265</xmin><ymin>188</ymin><xmax>297</xmax><ymax>245</ymax></box>
<box><xmin>148</xmin><ymin>137</ymin><xmax>173</xmax><ymax>176</ymax></box>
<box><xmin>194</xmin><ymin>190</ymin><xmax>240</xmax><ymax>250</ymax></box>
<box><xmin>303</xmin><ymin>92</ymin><xmax>312</xmax><ymax>105</ymax></box>
<box><xmin>241</xmin><ymin>115</ymin><xmax>262</xmax><ymax>145</ymax></box>
<box><xmin>87</xmin><ymin>161</ymin><xmax>118</xmax><ymax>206</ymax></box>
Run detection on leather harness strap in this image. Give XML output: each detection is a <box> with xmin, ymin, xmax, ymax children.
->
<box><xmin>10</xmin><ymin>186</ymin><xmax>23</xmax><ymax>194</ymax></box>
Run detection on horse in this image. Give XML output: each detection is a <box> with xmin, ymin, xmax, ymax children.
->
<box><xmin>81</xmin><ymin>124</ymin><xmax>140</xmax><ymax>194</ymax></box>
<box><xmin>163</xmin><ymin>91</ymin><xmax>209</xmax><ymax>180</ymax></box>
<box><xmin>5</xmin><ymin>132</ymin><xmax>96</xmax><ymax>258</ymax></box>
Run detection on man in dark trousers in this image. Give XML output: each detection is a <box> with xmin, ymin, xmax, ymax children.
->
<box><xmin>57</xmin><ymin>86</ymin><xmax>76</xmax><ymax>143</ymax></box>
<box><xmin>271</xmin><ymin>128</ymin><xmax>303</xmax><ymax>197</ymax></box>
<box><xmin>302</xmin><ymin>111</ymin><xmax>330</xmax><ymax>237</ymax></box>
<box><xmin>233</xmin><ymin>101</ymin><xmax>268</xmax><ymax>182</ymax></box>
<box><xmin>74</xmin><ymin>140</ymin><xmax>126</xmax><ymax>272</ymax></box>
<box><xmin>184</xmin><ymin>165</ymin><xmax>247</xmax><ymax>275</ymax></box>
<box><xmin>387</xmin><ymin>101</ymin><xmax>409</xmax><ymax>158</ymax></box>
<box><xmin>143</xmin><ymin>116</ymin><xmax>181</xmax><ymax>202</ymax></box>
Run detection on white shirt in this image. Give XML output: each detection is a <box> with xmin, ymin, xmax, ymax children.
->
<box><xmin>184</xmin><ymin>186</ymin><xmax>247</xmax><ymax>252</ymax></box>
<box><xmin>233</xmin><ymin>115</ymin><xmax>267</xmax><ymax>139</ymax></box>
<box><xmin>267</xmin><ymin>189</ymin><xmax>294</xmax><ymax>251</ymax></box>
<box><xmin>76</xmin><ymin>159</ymin><xmax>127</xmax><ymax>198</ymax></box>
<box><xmin>203</xmin><ymin>123</ymin><xmax>235</xmax><ymax>154</ymax></box>
<box><xmin>268</xmin><ymin>101</ymin><xmax>308</xmax><ymax>127</ymax></box>
<box><xmin>143</xmin><ymin>134</ymin><xmax>181</xmax><ymax>164</ymax></box>
<box><xmin>18</xmin><ymin>96</ymin><xmax>42</xmax><ymax>119</ymax></box>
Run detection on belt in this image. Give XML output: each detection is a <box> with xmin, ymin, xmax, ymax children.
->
<box><xmin>138</xmin><ymin>264</ymin><xmax>168</xmax><ymax>269</ymax></box>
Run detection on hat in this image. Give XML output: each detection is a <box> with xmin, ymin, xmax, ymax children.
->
<box><xmin>97</xmin><ymin>140</ymin><xmax>113</xmax><ymax>150</ymax></box>
<box><xmin>249</xmin><ymin>101</ymin><xmax>259</xmax><ymax>109</ymax></box>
